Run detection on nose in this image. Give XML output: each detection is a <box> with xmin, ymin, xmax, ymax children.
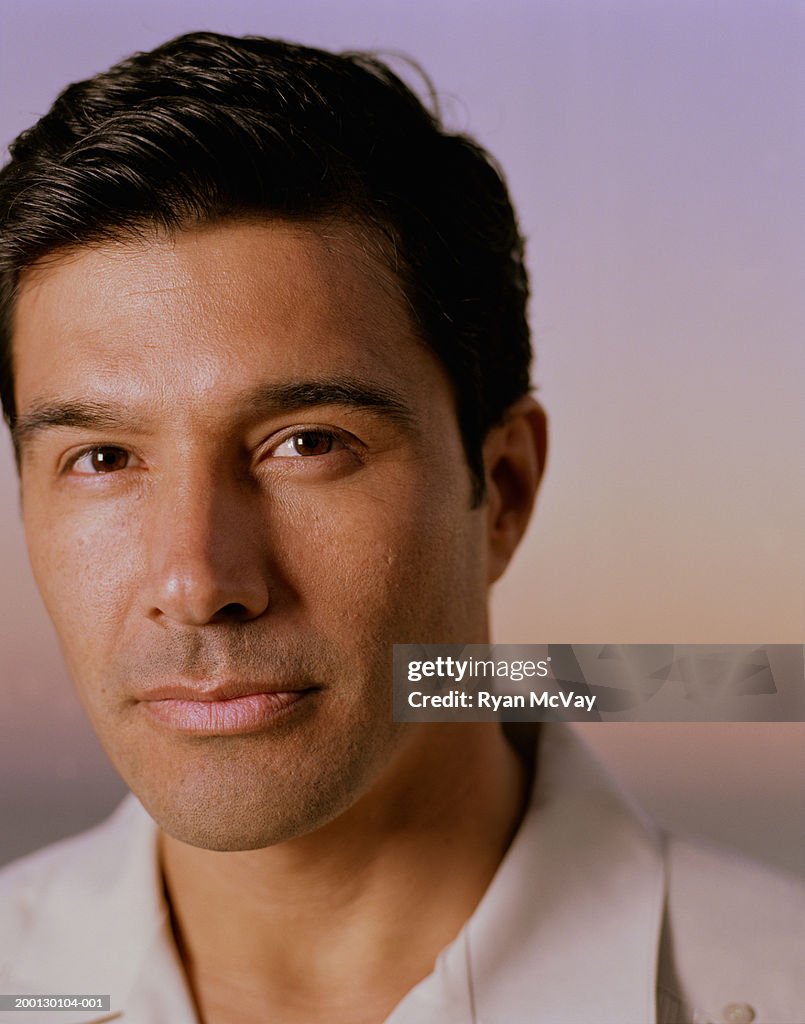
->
<box><xmin>147</xmin><ymin>465</ymin><xmax>270</xmax><ymax>627</ymax></box>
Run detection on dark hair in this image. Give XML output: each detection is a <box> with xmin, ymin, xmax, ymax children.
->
<box><xmin>0</xmin><ymin>31</ymin><xmax>531</xmax><ymax>502</ymax></box>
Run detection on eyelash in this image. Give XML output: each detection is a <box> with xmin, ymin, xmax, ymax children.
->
<box><xmin>263</xmin><ymin>428</ymin><xmax>348</xmax><ymax>460</ymax></box>
<box><xmin>64</xmin><ymin>445</ymin><xmax>138</xmax><ymax>475</ymax></box>
<box><xmin>63</xmin><ymin>428</ymin><xmax>353</xmax><ymax>475</ymax></box>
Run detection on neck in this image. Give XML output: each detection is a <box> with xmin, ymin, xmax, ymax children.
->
<box><xmin>160</xmin><ymin>722</ymin><xmax>530</xmax><ymax>1024</ymax></box>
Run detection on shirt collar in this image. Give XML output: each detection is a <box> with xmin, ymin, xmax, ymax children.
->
<box><xmin>6</xmin><ymin>796</ymin><xmax>195</xmax><ymax>1024</ymax></box>
<box><xmin>386</xmin><ymin>724</ymin><xmax>666</xmax><ymax>1024</ymax></box>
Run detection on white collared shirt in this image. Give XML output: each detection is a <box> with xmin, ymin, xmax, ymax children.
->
<box><xmin>1</xmin><ymin>725</ymin><xmax>803</xmax><ymax>1024</ymax></box>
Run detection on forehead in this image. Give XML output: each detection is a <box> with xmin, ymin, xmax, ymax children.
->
<box><xmin>12</xmin><ymin>218</ymin><xmax>433</xmax><ymax>414</ymax></box>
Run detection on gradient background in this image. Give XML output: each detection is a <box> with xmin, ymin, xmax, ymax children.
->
<box><xmin>0</xmin><ymin>0</ymin><xmax>802</xmax><ymax>875</ymax></box>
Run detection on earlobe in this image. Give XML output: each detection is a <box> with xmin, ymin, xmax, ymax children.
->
<box><xmin>484</xmin><ymin>396</ymin><xmax>548</xmax><ymax>585</ymax></box>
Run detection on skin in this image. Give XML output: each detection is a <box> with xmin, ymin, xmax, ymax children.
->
<box><xmin>13</xmin><ymin>219</ymin><xmax>546</xmax><ymax>1023</ymax></box>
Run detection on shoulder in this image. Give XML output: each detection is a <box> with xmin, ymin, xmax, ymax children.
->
<box><xmin>0</xmin><ymin>795</ymin><xmax>145</xmax><ymax>904</ymax></box>
<box><xmin>0</xmin><ymin>795</ymin><xmax>159</xmax><ymax>979</ymax></box>
<box><xmin>660</xmin><ymin>833</ymin><xmax>805</xmax><ymax>1023</ymax></box>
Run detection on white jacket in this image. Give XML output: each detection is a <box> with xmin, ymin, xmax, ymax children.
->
<box><xmin>0</xmin><ymin>725</ymin><xmax>802</xmax><ymax>1024</ymax></box>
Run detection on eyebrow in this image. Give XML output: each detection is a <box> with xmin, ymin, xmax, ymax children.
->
<box><xmin>12</xmin><ymin>377</ymin><xmax>419</xmax><ymax>453</ymax></box>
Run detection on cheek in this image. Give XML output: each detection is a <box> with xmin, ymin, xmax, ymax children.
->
<box><xmin>274</xmin><ymin>469</ymin><xmax>487</xmax><ymax>644</ymax></box>
<box><xmin>23</xmin><ymin>497</ymin><xmax>142</xmax><ymax>671</ymax></box>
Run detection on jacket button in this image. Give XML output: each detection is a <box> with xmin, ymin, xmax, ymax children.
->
<box><xmin>722</xmin><ymin>1004</ymin><xmax>755</xmax><ymax>1024</ymax></box>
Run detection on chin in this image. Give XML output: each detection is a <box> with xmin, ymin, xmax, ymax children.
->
<box><xmin>140</xmin><ymin>780</ymin><xmax>352</xmax><ymax>851</ymax></box>
<box><xmin>122</xmin><ymin>734</ymin><xmax>385</xmax><ymax>852</ymax></box>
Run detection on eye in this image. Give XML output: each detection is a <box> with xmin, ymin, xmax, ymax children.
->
<box><xmin>271</xmin><ymin>430</ymin><xmax>341</xmax><ymax>458</ymax></box>
<box><xmin>68</xmin><ymin>446</ymin><xmax>136</xmax><ymax>475</ymax></box>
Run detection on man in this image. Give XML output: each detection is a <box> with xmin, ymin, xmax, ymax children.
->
<box><xmin>0</xmin><ymin>32</ymin><xmax>801</xmax><ymax>1024</ymax></box>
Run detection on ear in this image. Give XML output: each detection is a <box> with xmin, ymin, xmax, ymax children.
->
<box><xmin>483</xmin><ymin>396</ymin><xmax>548</xmax><ymax>585</ymax></box>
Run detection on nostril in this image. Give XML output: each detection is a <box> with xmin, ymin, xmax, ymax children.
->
<box><xmin>215</xmin><ymin>602</ymin><xmax>252</xmax><ymax>622</ymax></box>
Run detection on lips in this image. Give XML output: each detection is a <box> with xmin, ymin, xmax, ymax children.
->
<box><xmin>137</xmin><ymin>680</ymin><xmax>312</xmax><ymax>701</ymax></box>
<box><xmin>136</xmin><ymin>682</ymin><xmax>317</xmax><ymax>734</ymax></box>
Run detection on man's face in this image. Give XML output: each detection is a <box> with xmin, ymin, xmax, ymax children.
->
<box><xmin>13</xmin><ymin>220</ymin><xmax>492</xmax><ymax>851</ymax></box>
